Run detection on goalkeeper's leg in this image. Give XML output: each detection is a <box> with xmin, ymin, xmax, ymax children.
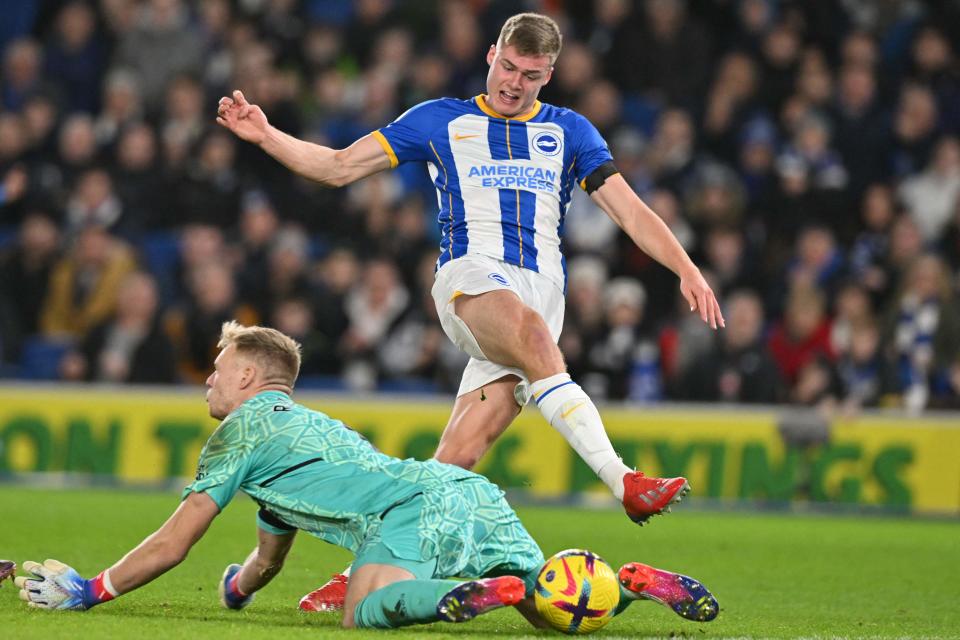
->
<box><xmin>344</xmin><ymin>562</ymin><xmax>523</xmax><ymax>628</ymax></box>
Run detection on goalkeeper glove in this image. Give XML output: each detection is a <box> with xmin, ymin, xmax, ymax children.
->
<box><xmin>219</xmin><ymin>563</ymin><xmax>254</xmax><ymax>610</ymax></box>
<box><xmin>14</xmin><ymin>559</ymin><xmax>117</xmax><ymax>610</ymax></box>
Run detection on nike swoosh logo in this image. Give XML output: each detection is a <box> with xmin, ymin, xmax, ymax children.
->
<box><xmin>560</xmin><ymin>402</ymin><xmax>586</xmax><ymax>419</ymax></box>
<box><xmin>453</xmin><ymin>133</ymin><xmax>480</xmax><ymax>141</ymax></box>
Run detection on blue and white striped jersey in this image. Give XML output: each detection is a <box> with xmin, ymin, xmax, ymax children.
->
<box><xmin>373</xmin><ymin>95</ymin><xmax>612</xmax><ymax>290</ymax></box>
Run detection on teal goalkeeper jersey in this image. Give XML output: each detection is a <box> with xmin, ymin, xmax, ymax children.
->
<box><xmin>183</xmin><ymin>391</ymin><xmax>478</xmax><ymax>552</ymax></box>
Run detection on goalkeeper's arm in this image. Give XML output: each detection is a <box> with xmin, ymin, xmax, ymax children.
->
<box><xmin>106</xmin><ymin>492</ymin><xmax>220</xmax><ymax>596</ymax></box>
<box><xmin>17</xmin><ymin>492</ymin><xmax>219</xmax><ymax>610</ymax></box>
<box><xmin>220</xmin><ymin>527</ymin><xmax>297</xmax><ymax>609</ymax></box>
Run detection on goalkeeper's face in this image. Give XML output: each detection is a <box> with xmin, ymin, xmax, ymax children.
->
<box><xmin>205</xmin><ymin>345</ymin><xmax>249</xmax><ymax>419</ymax></box>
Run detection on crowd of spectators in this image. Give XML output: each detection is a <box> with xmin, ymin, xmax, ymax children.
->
<box><xmin>1</xmin><ymin>0</ymin><xmax>959</xmax><ymax>413</ymax></box>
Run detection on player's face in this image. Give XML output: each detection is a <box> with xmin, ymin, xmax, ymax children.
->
<box><xmin>485</xmin><ymin>43</ymin><xmax>553</xmax><ymax>117</ymax></box>
<box><xmin>205</xmin><ymin>345</ymin><xmax>245</xmax><ymax>420</ymax></box>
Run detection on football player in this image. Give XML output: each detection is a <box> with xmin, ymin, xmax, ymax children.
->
<box><xmin>215</xmin><ymin>12</ymin><xmax>723</xmax><ymax>610</ymax></box>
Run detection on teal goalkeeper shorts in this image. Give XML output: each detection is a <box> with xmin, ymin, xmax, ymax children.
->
<box><xmin>353</xmin><ymin>478</ymin><xmax>544</xmax><ymax>593</ymax></box>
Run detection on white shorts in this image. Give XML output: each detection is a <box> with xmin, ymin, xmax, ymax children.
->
<box><xmin>431</xmin><ymin>255</ymin><xmax>565</xmax><ymax>396</ymax></box>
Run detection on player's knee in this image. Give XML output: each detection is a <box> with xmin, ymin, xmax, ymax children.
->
<box><xmin>434</xmin><ymin>441</ymin><xmax>483</xmax><ymax>469</ymax></box>
<box><xmin>455</xmin><ymin>450</ymin><xmax>482</xmax><ymax>470</ymax></box>
<box><xmin>515</xmin><ymin>310</ymin><xmax>561</xmax><ymax>368</ymax></box>
<box><xmin>515</xmin><ymin>309</ymin><xmax>551</xmax><ymax>347</ymax></box>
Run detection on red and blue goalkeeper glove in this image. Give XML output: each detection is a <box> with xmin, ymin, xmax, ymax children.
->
<box><xmin>14</xmin><ymin>559</ymin><xmax>117</xmax><ymax>610</ymax></box>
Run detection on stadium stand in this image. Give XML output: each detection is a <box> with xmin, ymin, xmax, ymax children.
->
<box><xmin>1</xmin><ymin>0</ymin><xmax>959</xmax><ymax>411</ymax></box>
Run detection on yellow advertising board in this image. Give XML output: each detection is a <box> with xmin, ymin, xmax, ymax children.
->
<box><xmin>1</xmin><ymin>386</ymin><xmax>958</xmax><ymax>514</ymax></box>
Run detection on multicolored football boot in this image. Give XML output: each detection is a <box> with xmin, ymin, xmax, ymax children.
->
<box><xmin>298</xmin><ymin>573</ymin><xmax>349</xmax><ymax>612</ymax></box>
<box><xmin>618</xmin><ymin>562</ymin><xmax>719</xmax><ymax>622</ymax></box>
<box><xmin>436</xmin><ymin>576</ymin><xmax>526</xmax><ymax>623</ymax></box>
<box><xmin>621</xmin><ymin>472</ymin><xmax>690</xmax><ymax>525</ymax></box>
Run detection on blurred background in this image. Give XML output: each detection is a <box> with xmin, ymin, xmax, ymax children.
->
<box><xmin>0</xmin><ymin>0</ymin><xmax>958</xmax><ymax>515</ymax></box>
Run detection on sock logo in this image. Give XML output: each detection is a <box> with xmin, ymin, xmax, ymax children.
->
<box><xmin>386</xmin><ymin>598</ymin><xmax>409</xmax><ymax>624</ymax></box>
<box><xmin>560</xmin><ymin>402</ymin><xmax>586</xmax><ymax>419</ymax></box>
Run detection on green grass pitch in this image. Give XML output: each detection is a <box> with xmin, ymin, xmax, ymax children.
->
<box><xmin>1</xmin><ymin>486</ymin><xmax>957</xmax><ymax>638</ymax></box>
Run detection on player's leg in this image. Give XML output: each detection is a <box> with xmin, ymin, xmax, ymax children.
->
<box><xmin>454</xmin><ymin>289</ymin><xmax>688</xmax><ymax>523</ymax></box>
<box><xmin>448</xmin><ymin>289</ymin><xmax>634</xmax><ymax>495</ymax></box>
<box><xmin>343</xmin><ymin>509</ymin><xmax>445</xmax><ymax>627</ymax></box>
<box><xmin>455</xmin><ymin>289</ymin><xmax>625</xmax><ymax>474</ymax></box>
<box><xmin>433</xmin><ymin>259</ymin><xmax>631</xmax><ymax>495</ymax></box>
<box><xmin>433</xmin><ymin>374</ymin><xmax>521</xmax><ymax>468</ymax></box>
<box><xmin>342</xmin><ymin>562</ymin><xmax>418</xmax><ymax>627</ymax></box>
<box><xmin>454</xmin><ymin>289</ymin><xmax>563</xmax><ymax>378</ymax></box>
<box><xmin>348</xmin><ymin>566</ymin><xmax>524</xmax><ymax>628</ymax></box>
<box><xmin>345</xmin><ymin>543</ymin><xmax>524</xmax><ymax>628</ymax></box>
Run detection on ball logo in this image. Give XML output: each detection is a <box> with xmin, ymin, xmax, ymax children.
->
<box><xmin>488</xmin><ymin>273</ymin><xmax>510</xmax><ymax>286</ymax></box>
<box><xmin>532</xmin><ymin>132</ymin><xmax>561</xmax><ymax>156</ymax></box>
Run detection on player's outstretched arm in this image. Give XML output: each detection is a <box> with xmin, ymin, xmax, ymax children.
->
<box><xmin>220</xmin><ymin>527</ymin><xmax>296</xmax><ymax>609</ymax></box>
<box><xmin>216</xmin><ymin>89</ymin><xmax>391</xmax><ymax>188</ymax></box>
<box><xmin>590</xmin><ymin>174</ymin><xmax>725</xmax><ymax>330</ymax></box>
<box><xmin>16</xmin><ymin>493</ymin><xmax>219</xmax><ymax>610</ymax></box>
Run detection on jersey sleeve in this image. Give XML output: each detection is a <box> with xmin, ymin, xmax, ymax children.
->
<box><xmin>182</xmin><ymin>418</ymin><xmax>255</xmax><ymax>510</ymax></box>
<box><xmin>373</xmin><ymin>100</ymin><xmax>443</xmax><ymax>168</ymax></box>
<box><xmin>571</xmin><ymin>114</ymin><xmax>614</xmax><ymax>188</ymax></box>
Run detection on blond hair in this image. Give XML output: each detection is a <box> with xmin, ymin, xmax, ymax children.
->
<box><xmin>218</xmin><ymin>321</ymin><xmax>302</xmax><ymax>387</ymax></box>
<box><xmin>498</xmin><ymin>13</ymin><xmax>562</xmax><ymax>63</ymax></box>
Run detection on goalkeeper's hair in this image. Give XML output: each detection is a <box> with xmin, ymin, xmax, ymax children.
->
<box><xmin>218</xmin><ymin>321</ymin><xmax>302</xmax><ymax>388</ymax></box>
<box><xmin>497</xmin><ymin>13</ymin><xmax>562</xmax><ymax>63</ymax></box>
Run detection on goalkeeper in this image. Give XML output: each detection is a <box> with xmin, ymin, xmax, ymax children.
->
<box><xmin>15</xmin><ymin>321</ymin><xmax>718</xmax><ymax>628</ymax></box>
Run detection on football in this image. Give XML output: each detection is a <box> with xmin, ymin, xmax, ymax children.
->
<box><xmin>534</xmin><ymin>549</ymin><xmax>619</xmax><ymax>635</ymax></box>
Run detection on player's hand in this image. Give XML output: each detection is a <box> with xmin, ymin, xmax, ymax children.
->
<box><xmin>14</xmin><ymin>559</ymin><xmax>88</xmax><ymax>610</ymax></box>
<box><xmin>219</xmin><ymin>563</ymin><xmax>255</xmax><ymax>610</ymax></box>
<box><xmin>680</xmin><ymin>269</ymin><xmax>725</xmax><ymax>330</ymax></box>
<box><xmin>216</xmin><ymin>90</ymin><xmax>269</xmax><ymax>145</ymax></box>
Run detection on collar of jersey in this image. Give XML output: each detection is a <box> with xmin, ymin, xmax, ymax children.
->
<box><xmin>475</xmin><ymin>94</ymin><xmax>542</xmax><ymax>122</ymax></box>
<box><xmin>249</xmin><ymin>389</ymin><xmax>291</xmax><ymax>405</ymax></box>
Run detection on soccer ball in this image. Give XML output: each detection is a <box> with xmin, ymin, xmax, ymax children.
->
<box><xmin>534</xmin><ymin>549</ymin><xmax>619</xmax><ymax>635</ymax></box>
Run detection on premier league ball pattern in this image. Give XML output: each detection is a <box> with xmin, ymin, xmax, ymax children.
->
<box><xmin>534</xmin><ymin>549</ymin><xmax>620</xmax><ymax>635</ymax></box>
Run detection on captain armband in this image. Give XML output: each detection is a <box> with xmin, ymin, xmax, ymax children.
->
<box><xmin>581</xmin><ymin>161</ymin><xmax>620</xmax><ymax>194</ymax></box>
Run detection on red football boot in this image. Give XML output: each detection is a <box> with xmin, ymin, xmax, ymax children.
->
<box><xmin>622</xmin><ymin>472</ymin><xmax>690</xmax><ymax>525</ymax></box>
<box><xmin>298</xmin><ymin>573</ymin><xmax>348</xmax><ymax>612</ymax></box>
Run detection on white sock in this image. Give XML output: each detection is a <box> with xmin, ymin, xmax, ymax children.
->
<box><xmin>531</xmin><ymin>373</ymin><xmax>631</xmax><ymax>499</ymax></box>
